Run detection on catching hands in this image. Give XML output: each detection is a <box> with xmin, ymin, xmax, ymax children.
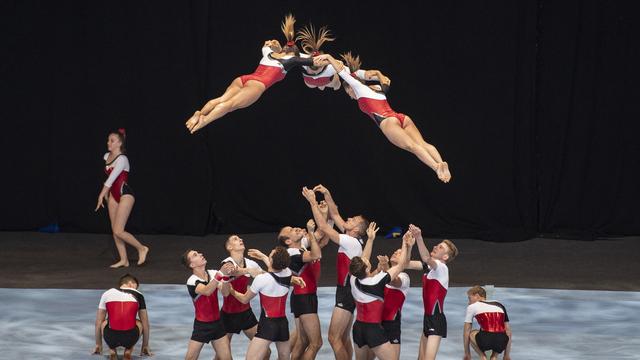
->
<box><xmin>377</xmin><ymin>255</ymin><xmax>390</xmax><ymax>271</ymax></box>
<box><xmin>302</xmin><ymin>187</ymin><xmax>317</xmax><ymax>203</ymax></box>
<box><xmin>367</xmin><ymin>221</ymin><xmax>380</xmax><ymax>239</ymax></box>
<box><xmin>291</xmin><ymin>276</ymin><xmax>306</xmax><ymax>288</ymax></box>
<box><xmin>306</xmin><ymin>219</ymin><xmax>316</xmax><ymax>234</ymax></box>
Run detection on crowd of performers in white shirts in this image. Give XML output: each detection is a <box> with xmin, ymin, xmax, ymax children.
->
<box><xmin>93</xmin><ymin>185</ymin><xmax>512</xmax><ymax>360</ymax></box>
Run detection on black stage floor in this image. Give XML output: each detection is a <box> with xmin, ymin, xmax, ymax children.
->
<box><xmin>2</xmin><ymin>231</ymin><xmax>638</xmax><ymax>290</ymax></box>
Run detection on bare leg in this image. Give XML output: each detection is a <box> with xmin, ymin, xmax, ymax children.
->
<box><xmin>299</xmin><ymin>313</ymin><xmax>322</xmax><ymax>360</ymax></box>
<box><xmin>242</xmin><ymin>325</ymin><xmax>270</xmax><ymax>360</ymax></box>
<box><xmin>371</xmin><ymin>342</ymin><xmax>397</xmax><ymax>360</ymax></box>
<box><xmin>185</xmin><ymin>340</ymin><xmax>205</xmax><ymax>360</ymax></box>
<box><xmin>422</xmin><ymin>335</ymin><xmax>442</xmax><ymax>360</ymax></box>
<box><xmin>211</xmin><ymin>335</ymin><xmax>232</xmax><ymax>360</ymax></box>
<box><xmin>343</xmin><ymin>319</ymin><xmax>354</xmax><ymax>360</ymax></box>
<box><xmin>379</xmin><ymin>118</ymin><xmax>446</xmax><ymax>182</ymax></box>
<box><xmin>190</xmin><ymin>81</ymin><xmax>266</xmax><ymax>133</ymax></box>
<box><xmin>275</xmin><ymin>340</ymin><xmax>292</xmax><ymax>360</ymax></box>
<box><xmin>246</xmin><ymin>337</ymin><xmax>272</xmax><ymax>360</ymax></box>
<box><xmin>354</xmin><ymin>344</ymin><xmax>370</xmax><ymax>360</ymax></box>
<box><xmin>107</xmin><ymin>195</ymin><xmax>128</xmax><ymax>268</ymax></box>
<box><xmin>185</xmin><ymin>78</ymin><xmax>244</xmax><ymax>129</ymax></box>
<box><xmin>390</xmin><ymin>343</ymin><xmax>400</xmax><ymax>360</ymax></box>
<box><xmin>418</xmin><ymin>334</ymin><xmax>426</xmax><ymax>360</ymax></box>
<box><xmin>291</xmin><ymin>318</ymin><xmax>304</xmax><ymax>360</ymax></box>
<box><xmin>113</xmin><ymin>195</ymin><xmax>149</xmax><ymax>265</ymax></box>
<box><xmin>402</xmin><ymin>116</ymin><xmax>445</xmax><ymax>163</ymax></box>
<box><xmin>328</xmin><ymin>307</ymin><xmax>353</xmax><ymax>360</ymax></box>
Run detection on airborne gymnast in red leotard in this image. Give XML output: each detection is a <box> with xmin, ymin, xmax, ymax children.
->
<box><xmin>185</xmin><ymin>14</ymin><xmax>319</xmax><ymax>133</ymax></box>
<box><xmin>315</xmin><ymin>53</ymin><xmax>452</xmax><ymax>183</ymax></box>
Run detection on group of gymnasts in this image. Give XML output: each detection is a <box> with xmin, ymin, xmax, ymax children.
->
<box><xmin>93</xmin><ymin>14</ymin><xmax>511</xmax><ymax>360</ymax></box>
<box><xmin>93</xmin><ymin>183</ymin><xmax>512</xmax><ymax>360</ymax></box>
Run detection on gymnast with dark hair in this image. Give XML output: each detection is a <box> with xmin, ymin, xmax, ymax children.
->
<box><xmin>186</xmin><ymin>14</ymin><xmax>322</xmax><ymax>133</ymax></box>
<box><xmin>315</xmin><ymin>53</ymin><xmax>452</xmax><ymax>183</ymax></box>
<box><xmin>95</xmin><ymin>129</ymin><xmax>149</xmax><ymax>268</ymax></box>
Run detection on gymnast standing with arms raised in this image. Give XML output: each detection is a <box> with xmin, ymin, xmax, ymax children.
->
<box><xmin>95</xmin><ymin>129</ymin><xmax>149</xmax><ymax>268</ymax></box>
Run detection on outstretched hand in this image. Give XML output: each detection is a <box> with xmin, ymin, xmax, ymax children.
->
<box><xmin>366</xmin><ymin>222</ymin><xmax>380</xmax><ymax>239</ymax></box>
<box><xmin>403</xmin><ymin>230</ymin><xmax>415</xmax><ymax>246</ymax></box>
<box><xmin>247</xmin><ymin>249</ymin><xmax>267</xmax><ymax>261</ymax></box>
<box><xmin>302</xmin><ymin>187</ymin><xmax>317</xmax><ymax>203</ymax></box>
<box><xmin>408</xmin><ymin>224</ymin><xmax>422</xmax><ymax>239</ymax></box>
<box><xmin>306</xmin><ymin>219</ymin><xmax>316</xmax><ymax>234</ymax></box>
<box><xmin>313</xmin><ymin>184</ymin><xmax>330</xmax><ymax>195</ymax></box>
<box><xmin>140</xmin><ymin>345</ymin><xmax>153</xmax><ymax>356</ymax></box>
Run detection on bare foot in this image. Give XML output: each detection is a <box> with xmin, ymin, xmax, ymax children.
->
<box><xmin>110</xmin><ymin>261</ymin><xmax>129</xmax><ymax>269</ymax></box>
<box><xmin>436</xmin><ymin>163</ymin><xmax>448</xmax><ymax>183</ymax></box>
<box><xmin>189</xmin><ymin>115</ymin><xmax>208</xmax><ymax>134</ymax></box>
<box><xmin>137</xmin><ymin>246</ymin><xmax>149</xmax><ymax>266</ymax></box>
<box><xmin>123</xmin><ymin>348</ymin><xmax>133</xmax><ymax>360</ymax></box>
<box><xmin>109</xmin><ymin>349</ymin><xmax>117</xmax><ymax>360</ymax></box>
<box><xmin>185</xmin><ymin>111</ymin><xmax>200</xmax><ymax>130</ymax></box>
<box><xmin>440</xmin><ymin>161</ymin><xmax>452</xmax><ymax>183</ymax></box>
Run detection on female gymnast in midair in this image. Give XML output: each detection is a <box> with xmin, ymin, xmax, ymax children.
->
<box><xmin>186</xmin><ymin>14</ymin><xmax>320</xmax><ymax>133</ymax></box>
<box><xmin>315</xmin><ymin>53</ymin><xmax>452</xmax><ymax>182</ymax></box>
<box><xmin>296</xmin><ymin>23</ymin><xmax>342</xmax><ymax>91</ymax></box>
<box><xmin>95</xmin><ymin>129</ymin><xmax>149</xmax><ymax>268</ymax></box>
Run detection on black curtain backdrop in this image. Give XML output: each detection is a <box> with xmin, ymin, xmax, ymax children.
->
<box><xmin>1</xmin><ymin>1</ymin><xmax>638</xmax><ymax>241</ymax></box>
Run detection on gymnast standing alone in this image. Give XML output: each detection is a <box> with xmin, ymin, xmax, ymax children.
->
<box><xmin>95</xmin><ymin>129</ymin><xmax>149</xmax><ymax>268</ymax></box>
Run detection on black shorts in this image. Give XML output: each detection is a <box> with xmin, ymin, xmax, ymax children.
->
<box><xmin>103</xmin><ymin>326</ymin><xmax>140</xmax><ymax>349</ymax></box>
<box><xmin>476</xmin><ymin>330</ymin><xmax>509</xmax><ymax>353</ymax></box>
<box><xmin>335</xmin><ymin>285</ymin><xmax>355</xmax><ymax>313</ymax></box>
<box><xmin>191</xmin><ymin>319</ymin><xmax>226</xmax><ymax>343</ymax></box>
<box><xmin>382</xmin><ymin>318</ymin><xmax>401</xmax><ymax>344</ymax></box>
<box><xmin>291</xmin><ymin>293</ymin><xmax>318</xmax><ymax>318</ymax></box>
<box><xmin>352</xmin><ymin>321</ymin><xmax>388</xmax><ymax>349</ymax></box>
<box><xmin>423</xmin><ymin>313</ymin><xmax>447</xmax><ymax>338</ymax></box>
<box><xmin>122</xmin><ymin>183</ymin><xmax>134</xmax><ymax>197</ymax></box>
<box><xmin>221</xmin><ymin>309</ymin><xmax>258</xmax><ymax>334</ymax></box>
<box><xmin>255</xmin><ymin>314</ymin><xmax>289</xmax><ymax>342</ymax></box>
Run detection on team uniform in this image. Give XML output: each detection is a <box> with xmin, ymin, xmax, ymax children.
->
<box><xmin>250</xmin><ymin>269</ymin><xmax>292</xmax><ymax>342</ymax></box>
<box><xmin>186</xmin><ymin>269</ymin><xmax>226</xmax><ymax>343</ymax></box>
<box><xmin>301</xmin><ymin>61</ymin><xmax>341</xmax><ymax>90</ymax></box>
<box><xmin>350</xmin><ymin>272</ymin><xmax>392</xmax><ymax>349</ymax></box>
<box><xmin>218</xmin><ymin>257</ymin><xmax>261</xmax><ymax>334</ymax></box>
<box><xmin>337</xmin><ymin>68</ymin><xmax>407</xmax><ymax>127</ymax></box>
<box><xmin>239</xmin><ymin>47</ymin><xmax>314</xmax><ymax>89</ymax></box>
<box><xmin>103</xmin><ymin>153</ymin><xmax>134</xmax><ymax>203</ymax></box>
<box><xmin>465</xmin><ymin>300</ymin><xmax>510</xmax><ymax>353</ymax></box>
<box><xmin>335</xmin><ymin>234</ymin><xmax>364</xmax><ymax>312</ymax></box>
<box><xmin>381</xmin><ymin>272</ymin><xmax>410</xmax><ymax>344</ymax></box>
<box><xmin>98</xmin><ymin>287</ymin><xmax>145</xmax><ymax>349</ymax></box>
<box><xmin>287</xmin><ymin>244</ymin><xmax>320</xmax><ymax>318</ymax></box>
<box><xmin>422</xmin><ymin>260</ymin><xmax>449</xmax><ymax>338</ymax></box>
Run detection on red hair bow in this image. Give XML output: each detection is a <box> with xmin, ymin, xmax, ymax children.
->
<box><xmin>118</xmin><ymin>128</ymin><xmax>126</xmax><ymax>137</ymax></box>
<box><xmin>286</xmin><ymin>40</ymin><xmax>295</xmax><ymax>47</ymax></box>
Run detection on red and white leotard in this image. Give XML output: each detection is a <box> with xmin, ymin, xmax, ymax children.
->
<box><xmin>98</xmin><ymin>287</ymin><xmax>146</xmax><ymax>331</ymax></box>
<box><xmin>301</xmin><ymin>56</ymin><xmax>341</xmax><ymax>90</ymax></box>
<box><xmin>465</xmin><ymin>300</ymin><xmax>510</xmax><ymax>333</ymax></box>
<box><xmin>337</xmin><ymin>234</ymin><xmax>364</xmax><ymax>286</ymax></box>
<box><xmin>186</xmin><ymin>269</ymin><xmax>223</xmax><ymax>322</ymax></box>
<box><xmin>249</xmin><ymin>268</ymin><xmax>292</xmax><ymax>318</ymax></box>
<box><xmin>219</xmin><ymin>257</ymin><xmax>261</xmax><ymax>314</ymax></box>
<box><xmin>103</xmin><ymin>153</ymin><xmax>130</xmax><ymax>203</ymax></box>
<box><xmin>422</xmin><ymin>260</ymin><xmax>449</xmax><ymax>316</ymax></box>
<box><xmin>240</xmin><ymin>47</ymin><xmax>313</xmax><ymax>89</ymax></box>
<box><xmin>337</xmin><ymin>68</ymin><xmax>406</xmax><ymax>127</ymax></box>
<box><xmin>350</xmin><ymin>272</ymin><xmax>391</xmax><ymax>323</ymax></box>
<box><xmin>382</xmin><ymin>272</ymin><xmax>410</xmax><ymax>322</ymax></box>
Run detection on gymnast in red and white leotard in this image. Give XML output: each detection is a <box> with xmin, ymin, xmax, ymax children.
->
<box><xmin>95</xmin><ymin>129</ymin><xmax>149</xmax><ymax>268</ymax></box>
<box><xmin>316</xmin><ymin>53</ymin><xmax>452</xmax><ymax>183</ymax></box>
<box><xmin>295</xmin><ymin>24</ymin><xmax>342</xmax><ymax>91</ymax></box>
<box><xmin>186</xmin><ymin>14</ymin><xmax>318</xmax><ymax>133</ymax></box>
